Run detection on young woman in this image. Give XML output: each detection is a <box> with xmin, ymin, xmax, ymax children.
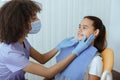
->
<box><xmin>44</xmin><ymin>16</ymin><xmax>107</xmax><ymax>80</ymax></box>
<box><xmin>79</xmin><ymin>16</ymin><xmax>107</xmax><ymax>80</ymax></box>
<box><xmin>0</xmin><ymin>0</ymin><xmax>95</xmax><ymax>80</ymax></box>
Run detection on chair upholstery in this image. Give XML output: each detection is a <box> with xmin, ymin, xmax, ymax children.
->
<box><xmin>101</xmin><ymin>48</ymin><xmax>114</xmax><ymax>80</ymax></box>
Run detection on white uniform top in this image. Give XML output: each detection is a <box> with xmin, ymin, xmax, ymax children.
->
<box><xmin>83</xmin><ymin>53</ymin><xmax>103</xmax><ymax>80</ymax></box>
<box><xmin>54</xmin><ymin>53</ymin><xmax>103</xmax><ymax>80</ymax></box>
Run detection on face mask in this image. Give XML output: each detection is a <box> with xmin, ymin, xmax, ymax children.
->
<box><xmin>29</xmin><ymin>20</ymin><xmax>41</xmax><ymax>34</ymax></box>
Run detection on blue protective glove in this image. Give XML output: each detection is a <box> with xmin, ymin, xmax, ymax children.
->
<box><xmin>56</xmin><ymin>37</ymin><xmax>79</xmax><ymax>51</ymax></box>
<box><xmin>72</xmin><ymin>34</ymin><xmax>95</xmax><ymax>56</ymax></box>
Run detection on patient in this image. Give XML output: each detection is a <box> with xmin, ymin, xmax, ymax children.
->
<box><xmin>44</xmin><ymin>16</ymin><xmax>107</xmax><ymax>80</ymax></box>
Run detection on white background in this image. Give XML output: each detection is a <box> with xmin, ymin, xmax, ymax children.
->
<box><xmin>0</xmin><ymin>0</ymin><xmax>120</xmax><ymax>80</ymax></box>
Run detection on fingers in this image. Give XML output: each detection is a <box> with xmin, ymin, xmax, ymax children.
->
<box><xmin>67</xmin><ymin>36</ymin><xmax>79</xmax><ymax>45</ymax></box>
<box><xmin>86</xmin><ymin>34</ymin><xmax>95</xmax><ymax>44</ymax></box>
<box><xmin>63</xmin><ymin>36</ymin><xmax>74</xmax><ymax>41</ymax></box>
<box><xmin>81</xmin><ymin>36</ymin><xmax>87</xmax><ymax>42</ymax></box>
<box><xmin>67</xmin><ymin>36</ymin><xmax>74</xmax><ymax>40</ymax></box>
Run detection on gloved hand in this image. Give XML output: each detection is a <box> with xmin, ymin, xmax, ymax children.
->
<box><xmin>72</xmin><ymin>34</ymin><xmax>95</xmax><ymax>56</ymax></box>
<box><xmin>56</xmin><ymin>37</ymin><xmax>78</xmax><ymax>51</ymax></box>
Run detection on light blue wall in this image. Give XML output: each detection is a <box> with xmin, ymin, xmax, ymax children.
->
<box><xmin>108</xmin><ymin>0</ymin><xmax>120</xmax><ymax>72</ymax></box>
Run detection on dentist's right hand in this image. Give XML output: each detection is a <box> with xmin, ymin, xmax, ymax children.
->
<box><xmin>56</xmin><ymin>37</ymin><xmax>78</xmax><ymax>51</ymax></box>
<box><xmin>72</xmin><ymin>34</ymin><xmax>95</xmax><ymax>56</ymax></box>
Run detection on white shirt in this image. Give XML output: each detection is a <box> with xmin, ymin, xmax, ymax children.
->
<box><xmin>83</xmin><ymin>53</ymin><xmax>103</xmax><ymax>80</ymax></box>
<box><xmin>54</xmin><ymin>53</ymin><xmax>103</xmax><ymax>80</ymax></box>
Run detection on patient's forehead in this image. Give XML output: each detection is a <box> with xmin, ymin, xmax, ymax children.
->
<box><xmin>80</xmin><ymin>18</ymin><xmax>94</xmax><ymax>26</ymax></box>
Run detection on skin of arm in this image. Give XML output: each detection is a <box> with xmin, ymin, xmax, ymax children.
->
<box><xmin>43</xmin><ymin>78</ymin><xmax>52</xmax><ymax>80</ymax></box>
<box><xmin>30</xmin><ymin>47</ymin><xmax>58</xmax><ymax>64</ymax></box>
<box><xmin>23</xmin><ymin>53</ymin><xmax>76</xmax><ymax>78</ymax></box>
<box><xmin>88</xmin><ymin>75</ymin><xmax>100</xmax><ymax>80</ymax></box>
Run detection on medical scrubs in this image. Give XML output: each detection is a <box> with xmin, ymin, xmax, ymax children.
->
<box><xmin>0</xmin><ymin>39</ymin><xmax>31</xmax><ymax>80</ymax></box>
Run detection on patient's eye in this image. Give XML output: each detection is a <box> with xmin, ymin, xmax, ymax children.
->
<box><xmin>78</xmin><ymin>24</ymin><xmax>81</xmax><ymax>29</ymax></box>
<box><xmin>83</xmin><ymin>26</ymin><xmax>87</xmax><ymax>29</ymax></box>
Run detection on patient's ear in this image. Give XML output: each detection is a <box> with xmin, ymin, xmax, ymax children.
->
<box><xmin>94</xmin><ymin>29</ymin><xmax>99</xmax><ymax>36</ymax></box>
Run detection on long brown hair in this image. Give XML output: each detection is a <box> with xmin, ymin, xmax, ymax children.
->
<box><xmin>0</xmin><ymin>0</ymin><xmax>41</xmax><ymax>44</ymax></box>
<box><xmin>84</xmin><ymin>16</ymin><xmax>107</xmax><ymax>52</ymax></box>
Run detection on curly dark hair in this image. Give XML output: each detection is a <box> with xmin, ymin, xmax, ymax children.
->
<box><xmin>84</xmin><ymin>16</ymin><xmax>107</xmax><ymax>52</ymax></box>
<box><xmin>0</xmin><ymin>0</ymin><xmax>41</xmax><ymax>44</ymax></box>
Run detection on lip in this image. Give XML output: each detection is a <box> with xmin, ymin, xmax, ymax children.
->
<box><xmin>78</xmin><ymin>33</ymin><xmax>84</xmax><ymax>37</ymax></box>
<box><xmin>77</xmin><ymin>34</ymin><xmax>83</xmax><ymax>40</ymax></box>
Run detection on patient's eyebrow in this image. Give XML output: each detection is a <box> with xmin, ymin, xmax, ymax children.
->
<box><xmin>83</xmin><ymin>25</ymin><xmax>88</xmax><ymax>27</ymax></box>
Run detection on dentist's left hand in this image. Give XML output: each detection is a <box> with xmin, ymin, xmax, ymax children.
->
<box><xmin>56</xmin><ymin>37</ymin><xmax>78</xmax><ymax>51</ymax></box>
<box><xmin>72</xmin><ymin>34</ymin><xmax>95</xmax><ymax>56</ymax></box>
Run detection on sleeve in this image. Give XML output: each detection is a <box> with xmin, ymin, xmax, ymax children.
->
<box><xmin>24</xmin><ymin>38</ymin><xmax>32</xmax><ymax>49</ymax></box>
<box><xmin>4</xmin><ymin>50</ymin><xmax>30</xmax><ymax>72</ymax></box>
<box><xmin>88</xmin><ymin>55</ymin><xmax>103</xmax><ymax>77</ymax></box>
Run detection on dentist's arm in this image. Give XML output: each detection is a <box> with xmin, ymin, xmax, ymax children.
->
<box><xmin>23</xmin><ymin>54</ymin><xmax>76</xmax><ymax>78</ymax></box>
<box><xmin>30</xmin><ymin>48</ymin><xmax>58</xmax><ymax>64</ymax></box>
<box><xmin>30</xmin><ymin>37</ymin><xmax>78</xmax><ymax>64</ymax></box>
